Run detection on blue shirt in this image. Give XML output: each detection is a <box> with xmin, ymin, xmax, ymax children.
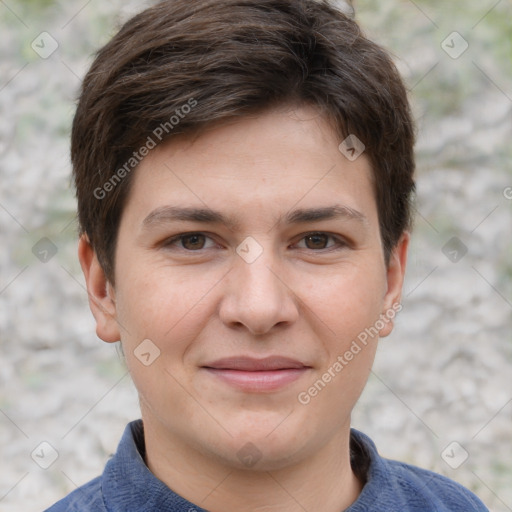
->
<box><xmin>46</xmin><ymin>420</ymin><xmax>488</xmax><ymax>511</ymax></box>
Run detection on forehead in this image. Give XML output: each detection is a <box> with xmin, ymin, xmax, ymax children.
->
<box><xmin>122</xmin><ymin>106</ymin><xmax>378</xmax><ymax>230</ymax></box>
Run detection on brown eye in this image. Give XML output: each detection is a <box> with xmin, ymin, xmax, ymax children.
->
<box><xmin>180</xmin><ymin>234</ymin><xmax>206</xmax><ymax>250</ymax></box>
<box><xmin>304</xmin><ymin>233</ymin><xmax>330</xmax><ymax>249</ymax></box>
<box><xmin>295</xmin><ymin>232</ymin><xmax>347</xmax><ymax>251</ymax></box>
<box><xmin>163</xmin><ymin>233</ymin><xmax>215</xmax><ymax>251</ymax></box>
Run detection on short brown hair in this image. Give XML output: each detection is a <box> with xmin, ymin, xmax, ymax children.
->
<box><xmin>72</xmin><ymin>0</ymin><xmax>415</xmax><ymax>283</ymax></box>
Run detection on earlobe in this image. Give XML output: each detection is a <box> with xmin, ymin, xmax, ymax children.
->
<box><xmin>78</xmin><ymin>235</ymin><xmax>121</xmax><ymax>343</ymax></box>
<box><xmin>379</xmin><ymin>231</ymin><xmax>410</xmax><ymax>338</ymax></box>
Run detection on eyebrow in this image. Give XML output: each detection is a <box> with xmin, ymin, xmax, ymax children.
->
<box><xmin>142</xmin><ymin>204</ymin><xmax>368</xmax><ymax>231</ymax></box>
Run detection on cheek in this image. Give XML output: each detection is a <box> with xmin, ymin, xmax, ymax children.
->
<box><xmin>113</xmin><ymin>265</ymin><xmax>226</xmax><ymax>413</ymax></box>
<box><xmin>302</xmin><ymin>264</ymin><xmax>386</xmax><ymax>342</ymax></box>
<box><xmin>290</xmin><ymin>271</ymin><xmax>384</xmax><ymax>446</ymax></box>
<box><xmin>114</xmin><ymin>267</ymin><xmax>215</xmax><ymax>426</ymax></box>
<box><xmin>115</xmin><ymin>264</ymin><xmax>223</xmax><ymax>348</ymax></box>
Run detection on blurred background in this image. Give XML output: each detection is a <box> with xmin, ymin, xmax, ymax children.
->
<box><xmin>1</xmin><ymin>0</ymin><xmax>511</xmax><ymax>510</ymax></box>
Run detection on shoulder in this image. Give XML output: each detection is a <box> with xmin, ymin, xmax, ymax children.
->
<box><xmin>44</xmin><ymin>420</ymin><xmax>144</xmax><ymax>512</ymax></box>
<box><xmin>386</xmin><ymin>458</ymin><xmax>488</xmax><ymax>511</ymax></box>
<box><xmin>44</xmin><ymin>476</ymin><xmax>105</xmax><ymax>512</ymax></box>
<box><xmin>349</xmin><ymin>429</ymin><xmax>489</xmax><ymax>512</ymax></box>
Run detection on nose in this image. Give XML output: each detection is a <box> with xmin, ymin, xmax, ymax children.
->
<box><xmin>218</xmin><ymin>244</ymin><xmax>300</xmax><ymax>336</ymax></box>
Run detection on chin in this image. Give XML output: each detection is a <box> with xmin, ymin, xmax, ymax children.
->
<box><xmin>217</xmin><ymin>437</ymin><xmax>310</xmax><ymax>472</ymax></box>
<box><xmin>214</xmin><ymin>421</ymin><xmax>313</xmax><ymax>471</ymax></box>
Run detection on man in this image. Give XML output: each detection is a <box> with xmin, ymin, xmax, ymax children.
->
<box><xmin>47</xmin><ymin>0</ymin><xmax>488</xmax><ymax>510</ymax></box>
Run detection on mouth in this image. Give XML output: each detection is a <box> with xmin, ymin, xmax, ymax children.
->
<box><xmin>201</xmin><ymin>356</ymin><xmax>311</xmax><ymax>392</ymax></box>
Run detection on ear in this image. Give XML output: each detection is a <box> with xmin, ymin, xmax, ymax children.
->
<box><xmin>78</xmin><ymin>234</ymin><xmax>121</xmax><ymax>343</ymax></box>
<box><xmin>379</xmin><ymin>231</ymin><xmax>410</xmax><ymax>338</ymax></box>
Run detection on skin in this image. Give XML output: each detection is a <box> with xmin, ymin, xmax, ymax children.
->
<box><xmin>79</xmin><ymin>105</ymin><xmax>409</xmax><ymax>512</ymax></box>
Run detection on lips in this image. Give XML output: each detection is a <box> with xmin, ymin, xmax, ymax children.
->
<box><xmin>203</xmin><ymin>356</ymin><xmax>308</xmax><ymax>371</ymax></box>
<box><xmin>201</xmin><ymin>356</ymin><xmax>311</xmax><ymax>392</ymax></box>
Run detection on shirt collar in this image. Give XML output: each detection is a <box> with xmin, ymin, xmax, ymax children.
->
<box><xmin>102</xmin><ymin>420</ymin><xmax>209</xmax><ymax>511</ymax></box>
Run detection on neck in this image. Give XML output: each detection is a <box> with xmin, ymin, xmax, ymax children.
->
<box><xmin>142</xmin><ymin>414</ymin><xmax>362</xmax><ymax>512</ymax></box>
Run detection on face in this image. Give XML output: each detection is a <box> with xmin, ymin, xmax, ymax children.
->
<box><xmin>81</xmin><ymin>105</ymin><xmax>408</xmax><ymax>472</ymax></box>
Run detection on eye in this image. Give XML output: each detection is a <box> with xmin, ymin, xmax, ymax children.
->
<box><xmin>295</xmin><ymin>232</ymin><xmax>347</xmax><ymax>251</ymax></box>
<box><xmin>163</xmin><ymin>232</ymin><xmax>217</xmax><ymax>251</ymax></box>
<box><xmin>161</xmin><ymin>231</ymin><xmax>347</xmax><ymax>253</ymax></box>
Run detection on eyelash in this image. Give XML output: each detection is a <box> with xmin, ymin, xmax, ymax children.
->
<box><xmin>161</xmin><ymin>232</ymin><xmax>349</xmax><ymax>253</ymax></box>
